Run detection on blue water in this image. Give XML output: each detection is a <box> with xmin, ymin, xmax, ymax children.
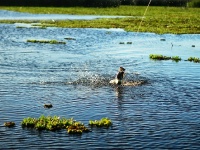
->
<box><xmin>0</xmin><ymin>23</ymin><xmax>200</xmax><ymax>149</ymax></box>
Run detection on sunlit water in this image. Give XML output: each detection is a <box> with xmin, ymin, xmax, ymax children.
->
<box><xmin>0</xmin><ymin>23</ymin><xmax>200</xmax><ymax>149</ymax></box>
<box><xmin>0</xmin><ymin>10</ymin><xmax>129</xmax><ymax>20</ymax></box>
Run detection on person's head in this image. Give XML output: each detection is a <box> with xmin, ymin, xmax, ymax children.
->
<box><xmin>119</xmin><ymin>67</ymin><xmax>125</xmax><ymax>72</ymax></box>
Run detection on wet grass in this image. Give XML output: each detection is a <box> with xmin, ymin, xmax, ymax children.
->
<box><xmin>150</xmin><ymin>54</ymin><xmax>182</xmax><ymax>62</ymax></box>
<box><xmin>150</xmin><ymin>54</ymin><xmax>200</xmax><ymax>63</ymax></box>
<box><xmin>21</xmin><ymin>115</ymin><xmax>112</xmax><ymax>134</ymax></box>
<box><xmin>188</xmin><ymin>57</ymin><xmax>200</xmax><ymax>63</ymax></box>
<box><xmin>0</xmin><ymin>6</ymin><xmax>199</xmax><ymax>34</ymax></box>
<box><xmin>89</xmin><ymin>118</ymin><xmax>112</xmax><ymax>127</ymax></box>
<box><xmin>27</xmin><ymin>39</ymin><xmax>66</xmax><ymax>44</ymax></box>
<box><xmin>21</xmin><ymin>115</ymin><xmax>90</xmax><ymax>134</ymax></box>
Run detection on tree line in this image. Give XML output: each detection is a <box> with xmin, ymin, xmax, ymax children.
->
<box><xmin>0</xmin><ymin>0</ymin><xmax>199</xmax><ymax>7</ymax></box>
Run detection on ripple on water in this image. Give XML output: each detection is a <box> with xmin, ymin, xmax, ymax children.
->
<box><xmin>0</xmin><ymin>24</ymin><xmax>200</xmax><ymax>149</ymax></box>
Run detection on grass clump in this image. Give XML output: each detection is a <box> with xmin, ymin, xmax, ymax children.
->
<box><xmin>149</xmin><ymin>54</ymin><xmax>171</xmax><ymax>60</ymax></box>
<box><xmin>27</xmin><ymin>39</ymin><xmax>66</xmax><ymax>44</ymax></box>
<box><xmin>89</xmin><ymin>118</ymin><xmax>112</xmax><ymax>127</ymax></box>
<box><xmin>188</xmin><ymin>57</ymin><xmax>200</xmax><ymax>63</ymax></box>
<box><xmin>171</xmin><ymin>56</ymin><xmax>182</xmax><ymax>62</ymax></box>
<box><xmin>21</xmin><ymin>115</ymin><xmax>89</xmax><ymax>133</ymax></box>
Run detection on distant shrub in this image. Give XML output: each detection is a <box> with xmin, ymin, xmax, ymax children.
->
<box><xmin>188</xmin><ymin>0</ymin><xmax>200</xmax><ymax>7</ymax></box>
<box><xmin>120</xmin><ymin>0</ymin><xmax>135</xmax><ymax>5</ymax></box>
<box><xmin>134</xmin><ymin>0</ymin><xmax>188</xmax><ymax>6</ymax></box>
<box><xmin>0</xmin><ymin>0</ymin><xmax>120</xmax><ymax>7</ymax></box>
<box><xmin>84</xmin><ymin>0</ymin><xmax>121</xmax><ymax>7</ymax></box>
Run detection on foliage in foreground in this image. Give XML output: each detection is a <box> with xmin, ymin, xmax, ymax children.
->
<box><xmin>21</xmin><ymin>115</ymin><xmax>89</xmax><ymax>134</ymax></box>
<box><xmin>21</xmin><ymin>115</ymin><xmax>112</xmax><ymax>134</ymax></box>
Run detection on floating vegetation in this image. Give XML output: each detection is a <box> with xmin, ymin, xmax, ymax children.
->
<box><xmin>27</xmin><ymin>39</ymin><xmax>66</xmax><ymax>44</ymax></box>
<box><xmin>119</xmin><ymin>42</ymin><xmax>132</xmax><ymax>44</ymax></box>
<box><xmin>89</xmin><ymin>118</ymin><xmax>112</xmax><ymax>127</ymax></box>
<box><xmin>4</xmin><ymin>122</ymin><xmax>15</xmax><ymax>127</ymax></box>
<box><xmin>149</xmin><ymin>54</ymin><xmax>171</xmax><ymax>60</ymax></box>
<box><xmin>21</xmin><ymin>115</ymin><xmax>90</xmax><ymax>134</ymax></box>
<box><xmin>44</xmin><ymin>104</ymin><xmax>53</xmax><ymax>108</ymax></box>
<box><xmin>64</xmin><ymin>37</ymin><xmax>76</xmax><ymax>40</ymax></box>
<box><xmin>171</xmin><ymin>56</ymin><xmax>182</xmax><ymax>62</ymax></box>
<box><xmin>67</xmin><ymin>123</ymin><xmax>90</xmax><ymax>134</ymax></box>
<box><xmin>188</xmin><ymin>57</ymin><xmax>200</xmax><ymax>63</ymax></box>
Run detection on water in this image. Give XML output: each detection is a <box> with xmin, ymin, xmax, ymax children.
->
<box><xmin>0</xmin><ymin>10</ymin><xmax>129</xmax><ymax>20</ymax></box>
<box><xmin>0</xmin><ymin>23</ymin><xmax>200</xmax><ymax>149</ymax></box>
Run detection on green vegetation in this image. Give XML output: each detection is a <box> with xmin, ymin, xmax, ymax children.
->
<box><xmin>89</xmin><ymin>118</ymin><xmax>112</xmax><ymax>127</ymax></box>
<box><xmin>149</xmin><ymin>54</ymin><xmax>171</xmax><ymax>60</ymax></box>
<box><xmin>188</xmin><ymin>0</ymin><xmax>200</xmax><ymax>7</ymax></box>
<box><xmin>27</xmin><ymin>39</ymin><xmax>66</xmax><ymax>44</ymax></box>
<box><xmin>0</xmin><ymin>6</ymin><xmax>199</xmax><ymax>34</ymax></box>
<box><xmin>149</xmin><ymin>54</ymin><xmax>182</xmax><ymax>62</ymax></box>
<box><xmin>150</xmin><ymin>54</ymin><xmax>200</xmax><ymax>63</ymax></box>
<box><xmin>4</xmin><ymin>122</ymin><xmax>15</xmax><ymax>127</ymax></box>
<box><xmin>188</xmin><ymin>57</ymin><xmax>200</xmax><ymax>63</ymax></box>
<box><xmin>21</xmin><ymin>115</ymin><xmax>90</xmax><ymax>133</ymax></box>
<box><xmin>21</xmin><ymin>116</ymin><xmax>113</xmax><ymax>134</ymax></box>
<box><xmin>171</xmin><ymin>56</ymin><xmax>182</xmax><ymax>62</ymax></box>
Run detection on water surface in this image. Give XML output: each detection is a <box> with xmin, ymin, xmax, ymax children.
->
<box><xmin>0</xmin><ymin>24</ymin><xmax>200</xmax><ymax>149</ymax></box>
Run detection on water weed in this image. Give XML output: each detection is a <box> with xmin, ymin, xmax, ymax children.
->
<box><xmin>89</xmin><ymin>118</ymin><xmax>112</xmax><ymax>127</ymax></box>
<box><xmin>27</xmin><ymin>39</ymin><xmax>66</xmax><ymax>44</ymax></box>
<box><xmin>188</xmin><ymin>57</ymin><xmax>200</xmax><ymax>63</ymax></box>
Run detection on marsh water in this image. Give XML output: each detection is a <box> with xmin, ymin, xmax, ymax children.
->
<box><xmin>0</xmin><ymin>22</ymin><xmax>200</xmax><ymax>149</ymax></box>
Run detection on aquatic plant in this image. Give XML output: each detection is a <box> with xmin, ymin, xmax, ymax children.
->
<box><xmin>4</xmin><ymin>122</ymin><xmax>15</xmax><ymax>127</ymax></box>
<box><xmin>149</xmin><ymin>54</ymin><xmax>171</xmax><ymax>60</ymax></box>
<box><xmin>21</xmin><ymin>115</ymin><xmax>90</xmax><ymax>134</ymax></box>
<box><xmin>64</xmin><ymin>37</ymin><xmax>76</xmax><ymax>40</ymax></box>
<box><xmin>27</xmin><ymin>39</ymin><xmax>66</xmax><ymax>44</ymax></box>
<box><xmin>89</xmin><ymin>118</ymin><xmax>112</xmax><ymax>127</ymax></box>
<box><xmin>188</xmin><ymin>57</ymin><xmax>200</xmax><ymax>63</ymax></box>
<box><xmin>171</xmin><ymin>56</ymin><xmax>182</xmax><ymax>62</ymax></box>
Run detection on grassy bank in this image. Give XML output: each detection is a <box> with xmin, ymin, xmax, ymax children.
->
<box><xmin>0</xmin><ymin>6</ymin><xmax>199</xmax><ymax>34</ymax></box>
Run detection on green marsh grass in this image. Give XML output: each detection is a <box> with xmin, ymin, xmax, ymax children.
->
<box><xmin>150</xmin><ymin>54</ymin><xmax>182</xmax><ymax>62</ymax></box>
<box><xmin>0</xmin><ymin>6</ymin><xmax>199</xmax><ymax>34</ymax></box>
<box><xmin>27</xmin><ymin>39</ymin><xmax>66</xmax><ymax>44</ymax></box>
<box><xmin>21</xmin><ymin>115</ymin><xmax>90</xmax><ymax>133</ymax></box>
<box><xmin>89</xmin><ymin>118</ymin><xmax>112</xmax><ymax>127</ymax></box>
<box><xmin>188</xmin><ymin>57</ymin><xmax>200</xmax><ymax>63</ymax></box>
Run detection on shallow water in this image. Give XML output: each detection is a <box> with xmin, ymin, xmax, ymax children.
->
<box><xmin>0</xmin><ymin>10</ymin><xmax>128</xmax><ymax>20</ymax></box>
<box><xmin>0</xmin><ymin>23</ymin><xmax>200</xmax><ymax>149</ymax></box>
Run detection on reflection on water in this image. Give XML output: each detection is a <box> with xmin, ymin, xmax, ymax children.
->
<box><xmin>0</xmin><ymin>23</ymin><xmax>200</xmax><ymax>149</ymax></box>
<box><xmin>0</xmin><ymin>10</ymin><xmax>129</xmax><ymax>20</ymax></box>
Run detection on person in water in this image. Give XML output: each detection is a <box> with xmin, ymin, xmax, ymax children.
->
<box><xmin>109</xmin><ymin>67</ymin><xmax>125</xmax><ymax>85</ymax></box>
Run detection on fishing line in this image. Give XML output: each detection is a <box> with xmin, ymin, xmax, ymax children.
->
<box><xmin>137</xmin><ymin>0</ymin><xmax>152</xmax><ymax>33</ymax></box>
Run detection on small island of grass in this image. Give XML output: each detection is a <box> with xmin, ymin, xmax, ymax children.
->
<box><xmin>27</xmin><ymin>39</ymin><xmax>66</xmax><ymax>44</ymax></box>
